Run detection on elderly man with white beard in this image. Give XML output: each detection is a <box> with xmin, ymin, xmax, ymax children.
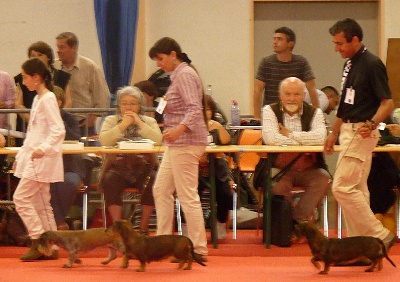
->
<box><xmin>261</xmin><ymin>77</ymin><xmax>331</xmax><ymax>225</ymax></box>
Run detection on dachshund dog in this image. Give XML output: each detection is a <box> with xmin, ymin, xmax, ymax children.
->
<box><xmin>107</xmin><ymin>220</ymin><xmax>206</xmax><ymax>272</ymax></box>
<box><xmin>293</xmin><ymin>222</ymin><xmax>396</xmax><ymax>274</ymax></box>
<box><xmin>37</xmin><ymin>228</ymin><xmax>124</xmax><ymax>268</ymax></box>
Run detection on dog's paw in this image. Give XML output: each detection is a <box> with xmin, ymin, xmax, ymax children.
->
<box><xmin>75</xmin><ymin>258</ymin><xmax>82</xmax><ymax>264</ymax></box>
<box><xmin>101</xmin><ymin>259</ymin><xmax>111</xmax><ymax>265</ymax></box>
<box><xmin>120</xmin><ymin>256</ymin><xmax>129</xmax><ymax>268</ymax></box>
<box><xmin>63</xmin><ymin>264</ymin><xmax>73</xmax><ymax>268</ymax></box>
<box><xmin>318</xmin><ymin>270</ymin><xmax>328</xmax><ymax>275</ymax></box>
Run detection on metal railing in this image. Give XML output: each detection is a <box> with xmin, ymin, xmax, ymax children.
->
<box><xmin>0</xmin><ymin>106</ymin><xmax>156</xmax><ymax>143</ymax></box>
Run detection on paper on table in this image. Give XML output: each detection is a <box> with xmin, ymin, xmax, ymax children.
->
<box><xmin>118</xmin><ymin>139</ymin><xmax>155</xmax><ymax>149</ymax></box>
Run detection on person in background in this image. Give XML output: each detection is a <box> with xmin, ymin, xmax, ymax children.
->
<box><xmin>134</xmin><ymin>80</ymin><xmax>159</xmax><ymax>121</ymax></box>
<box><xmin>98</xmin><ymin>86</ymin><xmax>162</xmax><ymax>235</ymax></box>
<box><xmin>50</xmin><ymin>87</ymin><xmax>86</xmax><ymax>231</ymax></box>
<box><xmin>304</xmin><ymin>86</ymin><xmax>340</xmax><ymax>115</ymax></box>
<box><xmin>149</xmin><ymin>37</ymin><xmax>208</xmax><ymax>261</ymax></box>
<box><xmin>0</xmin><ymin>70</ymin><xmax>15</xmax><ymax>169</ymax></box>
<box><xmin>201</xmin><ymin>94</ymin><xmax>233</xmax><ymax>239</ymax></box>
<box><xmin>54</xmin><ymin>32</ymin><xmax>110</xmax><ymax>137</ymax></box>
<box><xmin>14</xmin><ymin>41</ymin><xmax>72</xmax><ymax>146</ymax></box>
<box><xmin>262</xmin><ymin>77</ymin><xmax>331</xmax><ymax>224</ymax></box>
<box><xmin>254</xmin><ymin>26</ymin><xmax>319</xmax><ymax>119</ymax></box>
<box><xmin>0</xmin><ymin>70</ymin><xmax>15</xmax><ymax>129</ymax></box>
<box><xmin>179</xmin><ymin>94</ymin><xmax>233</xmax><ymax>240</ymax></box>
<box><xmin>13</xmin><ymin>58</ymin><xmax>65</xmax><ymax>261</ymax></box>
<box><xmin>324</xmin><ymin>18</ymin><xmax>396</xmax><ymax>255</ymax></box>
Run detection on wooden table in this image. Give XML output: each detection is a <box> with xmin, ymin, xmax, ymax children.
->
<box><xmin>3</xmin><ymin>144</ymin><xmax>398</xmax><ymax>248</ymax></box>
<box><xmin>236</xmin><ymin>144</ymin><xmax>400</xmax><ymax>247</ymax></box>
<box><xmin>0</xmin><ymin>145</ymin><xmax>240</xmax><ymax>249</ymax></box>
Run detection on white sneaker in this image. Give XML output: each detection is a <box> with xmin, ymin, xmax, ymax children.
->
<box><xmin>217</xmin><ymin>222</ymin><xmax>227</xmax><ymax>239</ymax></box>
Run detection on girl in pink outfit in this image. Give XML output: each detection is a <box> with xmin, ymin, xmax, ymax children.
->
<box><xmin>13</xmin><ymin>58</ymin><xmax>65</xmax><ymax>261</ymax></box>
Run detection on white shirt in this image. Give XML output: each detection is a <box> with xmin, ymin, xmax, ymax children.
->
<box><xmin>262</xmin><ymin>104</ymin><xmax>326</xmax><ymax>146</ymax></box>
<box><xmin>304</xmin><ymin>89</ymin><xmax>329</xmax><ymax>113</ymax></box>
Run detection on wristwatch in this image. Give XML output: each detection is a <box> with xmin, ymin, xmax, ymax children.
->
<box><xmin>369</xmin><ymin>120</ymin><xmax>376</xmax><ymax>130</ymax></box>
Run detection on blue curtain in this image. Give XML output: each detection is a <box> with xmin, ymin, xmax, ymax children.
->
<box><xmin>94</xmin><ymin>0</ymin><xmax>139</xmax><ymax>103</ymax></box>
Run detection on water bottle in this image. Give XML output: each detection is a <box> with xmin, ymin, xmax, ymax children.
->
<box><xmin>231</xmin><ymin>100</ymin><xmax>240</xmax><ymax>126</ymax></box>
<box><xmin>206</xmin><ymin>84</ymin><xmax>212</xmax><ymax>96</ymax></box>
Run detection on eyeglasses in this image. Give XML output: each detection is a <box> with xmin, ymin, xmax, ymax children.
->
<box><xmin>121</xmin><ymin>103</ymin><xmax>139</xmax><ymax>107</ymax></box>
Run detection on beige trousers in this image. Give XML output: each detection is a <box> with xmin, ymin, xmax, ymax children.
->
<box><xmin>332</xmin><ymin>122</ymin><xmax>390</xmax><ymax>239</ymax></box>
<box><xmin>153</xmin><ymin>145</ymin><xmax>208</xmax><ymax>256</ymax></box>
<box><xmin>13</xmin><ymin>178</ymin><xmax>57</xmax><ymax>239</ymax></box>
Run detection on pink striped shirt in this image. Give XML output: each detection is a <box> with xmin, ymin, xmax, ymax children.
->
<box><xmin>163</xmin><ymin>63</ymin><xmax>207</xmax><ymax>146</ymax></box>
<box><xmin>0</xmin><ymin>71</ymin><xmax>15</xmax><ymax>129</ymax></box>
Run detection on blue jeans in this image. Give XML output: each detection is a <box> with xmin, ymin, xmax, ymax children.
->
<box><xmin>50</xmin><ymin>172</ymin><xmax>81</xmax><ymax>224</ymax></box>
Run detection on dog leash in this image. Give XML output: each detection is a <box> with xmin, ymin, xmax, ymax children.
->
<box><xmin>332</xmin><ymin>125</ymin><xmax>361</xmax><ymax>173</ymax></box>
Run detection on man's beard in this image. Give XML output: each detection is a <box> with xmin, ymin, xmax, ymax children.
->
<box><xmin>284</xmin><ymin>104</ymin><xmax>299</xmax><ymax>113</ymax></box>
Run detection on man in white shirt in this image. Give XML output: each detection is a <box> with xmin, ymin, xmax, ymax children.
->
<box><xmin>304</xmin><ymin>86</ymin><xmax>340</xmax><ymax>114</ymax></box>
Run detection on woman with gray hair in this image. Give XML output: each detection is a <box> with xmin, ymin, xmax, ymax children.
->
<box><xmin>98</xmin><ymin>86</ymin><xmax>162</xmax><ymax>234</ymax></box>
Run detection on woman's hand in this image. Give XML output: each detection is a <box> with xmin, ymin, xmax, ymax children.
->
<box><xmin>163</xmin><ymin>124</ymin><xmax>187</xmax><ymax>142</ymax></box>
<box><xmin>119</xmin><ymin>111</ymin><xmax>144</xmax><ymax>132</ymax></box>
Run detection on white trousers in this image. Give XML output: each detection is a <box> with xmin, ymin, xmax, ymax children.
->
<box><xmin>13</xmin><ymin>178</ymin><xmax>57</xmax><ymax>239</ymax></box>
<box><xmin>332</xmin><ymin>123</ymin><xmax>389</xmax><ymax>239</ymax></box>
<box><xmin>153</xmin><ymin>145</ymin><xmax>208</xmax><ymax>256</ymax></box>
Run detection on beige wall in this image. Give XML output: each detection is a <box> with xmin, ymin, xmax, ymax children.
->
<box><xmin>141</xmin><ymin>0</ymin><xmax>400</xmax><ymax>119</ymax></box>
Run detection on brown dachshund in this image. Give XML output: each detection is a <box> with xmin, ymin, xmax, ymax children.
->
<box><xmin>107</xmin><ymin>220</ymin><xmax>206</xmax><ymax>272</ymax></box>
<box><xmin>37</xmin><ymin>228</ymin><xmax>124</xmax><ymax>268</ymax></box>
<box><xmin>293</xmin><ymin>222</ymin><xmax>396</xmax><ymax>274</ymax></box>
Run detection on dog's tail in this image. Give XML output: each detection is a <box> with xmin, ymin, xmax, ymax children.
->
<box><xmin>189</xmin><ymin>240</ymin><xmax>206</xmax><ymax>266</ymax></box>
<box><xmin>379</xmin><ymin>239</ymin><xmax>396</xmax><ymax>267</ymax></box>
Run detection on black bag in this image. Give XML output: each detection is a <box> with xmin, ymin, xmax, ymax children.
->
<box><xmin>253</xmin><ymin>158</ymin><xmax>268</xmax><ymax>189</ymax></box>
<box><xmin>0</xmin><ymin>206</ymin><xmax>29</xmax><ymax>246</ymax></box>
<box><xmin>271</xmin><ymin>195</ymin><xmax>293</xmax><ymax>247</ymax></box>
<box><xmin>253</xmin><ymin>153</ymin><xmax>304</xmax><ymax>189</ymax></box>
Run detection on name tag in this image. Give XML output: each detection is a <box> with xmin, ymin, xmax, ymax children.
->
<box><xmin>344</xmin><ymin>87</ymin><xmax>355</xmax><ymax>105</ymax></box>
<box><xmin>156</xmin><ymin>97</ymin><xmax>167</xmax><ymax>114</ymax></box>
<box><xmin>207</xmin><ymin>134</ymin><xmax>213</xmax><ymax>144</ymax></box>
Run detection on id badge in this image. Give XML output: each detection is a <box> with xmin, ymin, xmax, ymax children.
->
<box><xmin>156</xmin><ymin>97</ymin><xmax>167</xmax><ymax>114</ymax></box>
<box><xmin>344</xmin><ymin>87</ymin><xmax>355</xmax><ymax>105</ymax></box>
<box><xmin>207</xmin><ymin>134</ymin><xmax>213</xmax><ymax>144</ymax></box>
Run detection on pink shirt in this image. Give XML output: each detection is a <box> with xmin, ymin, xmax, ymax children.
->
<box><xmin>0</xmin><ymin>71</ymin><xmax>15</xmax><ymax>129</ymax></box>
<box><xmin>163</xmin><ymin>63</ymin><xmax>207</xmax><ymax>146</ymax></box>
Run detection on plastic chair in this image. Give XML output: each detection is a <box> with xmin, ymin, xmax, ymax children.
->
<box><xmin>79</xmin><ymin>155</ymin><xmax>142</xmax><ymax>230</ymax></box>
<box><xmin>237</xmin><ymin>129</ymin><xmax>263</xmax><ymax>172</ymax></box>
<box><xmin>236</xmin><ymin>129</ymin><xmax>329</xmax><ymax>237</ymax></box>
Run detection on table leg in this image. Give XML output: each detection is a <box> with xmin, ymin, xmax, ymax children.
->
<box><xmin>208</xmin><ymin>152</ymin><xmax>218</xmax><ymax>248</ymax></box>
<box><xmin>262</xmin><ymin>156</ymin><xmax>273</xmax><ymax>248</ymax></box>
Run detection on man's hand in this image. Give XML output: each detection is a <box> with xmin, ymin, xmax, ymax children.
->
<box><xmin>278</xmin><ymin>123</ymin><xmax>291</xmax><ymax>137</ymax></box>
<box><xmin>324</xmin><ymin>133</ymin><xmax>337</xmax><ymax>155</ymax></box>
